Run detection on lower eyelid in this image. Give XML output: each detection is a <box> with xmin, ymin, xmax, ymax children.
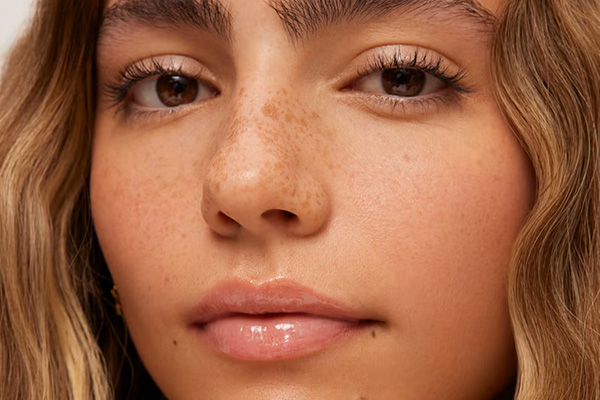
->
<box><xmin>120</xmin><ymin>101</ymin><xmax>198</xmax><ymax>124</ymax></box>
<box><xmin>121</xmin><ymin>87</ymin><xmax>223</xmax><ymax>124</ymax></box>
<box><xmin>338</xmin><ymin>87</ymin><xmax>465</xmax><ymax>117</ymax></box>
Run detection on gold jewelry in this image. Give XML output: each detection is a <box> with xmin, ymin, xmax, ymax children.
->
<box><xmin>111</xmin><ymin>285</ymin><xmax>122</xmax><ymax>316</ymax></box>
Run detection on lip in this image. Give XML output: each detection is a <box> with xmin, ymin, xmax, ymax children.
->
<box><xmin>190</xmin><ymin>280</ymin><xmax>379</xmax><ymax>361</ymax></box>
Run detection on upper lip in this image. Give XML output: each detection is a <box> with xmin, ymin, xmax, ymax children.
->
<box><xmin>191</xmin><ymin>279</ymin><xmax>377</xmax><ymax>325</ymax></box>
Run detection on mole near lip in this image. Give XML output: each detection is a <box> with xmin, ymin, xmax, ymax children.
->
<box><xmin>190</xmin><ymin>280</ymin><xmax>378</xmax><ymax>360</ymax></box>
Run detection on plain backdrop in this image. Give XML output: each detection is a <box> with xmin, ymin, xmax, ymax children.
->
<box><xmin>0</xmin><ymin>0</ymin><xmax>35</xmax><ymax>69</ymax></box>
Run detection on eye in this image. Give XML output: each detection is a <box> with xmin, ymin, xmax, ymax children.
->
<box><xmin>131</xmin><ymin>74</ymin><xmax>217</xmax><ymax>108</ymax></box>
<box><xmin>352</xmin><ymin>68</ymin><xmax>449</xmax><ymax>98</ymax></box>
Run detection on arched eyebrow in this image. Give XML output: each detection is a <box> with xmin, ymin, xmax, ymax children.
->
<box><xmin>269</xmin><ymin>0</ymin><xmax>497</xmax><ymax>42</ymax></box>
<box><xmin>99</xmin><ymin>0</ymin><xmax>233</xmax><ymax>44</ymax></box>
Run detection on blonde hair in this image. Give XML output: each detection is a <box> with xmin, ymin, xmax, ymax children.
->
<box><xmin>0</xmin><ymin>1</ymin><xmax>111</xmax><ymax>398</ymax></box>
<box><xmin>492</xmin><ymin>0</ymin><xmax>600</xmax><ymax>398</ymax></box>
<box><xmin>0</xmin><ymin>0</ymin><xmax>598</xmax><ymax>399</ymax></box>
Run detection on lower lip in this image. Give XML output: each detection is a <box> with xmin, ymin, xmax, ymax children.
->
<box><xmin>195</xmin><ymin>314</ymin><xmax>364</xmax><ymax>361</ymax></box>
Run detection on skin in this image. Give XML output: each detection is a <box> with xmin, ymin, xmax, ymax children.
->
<box><xmin>91</xmin><ymin>0</ymin><xmax>535</xmax><ymax>398</ymax></box>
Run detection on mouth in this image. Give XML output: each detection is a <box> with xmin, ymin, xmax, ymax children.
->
<box><xmin>190</xmin><ymin>280</ymin><xmax>382</xmax><ymax>361</ymax></box>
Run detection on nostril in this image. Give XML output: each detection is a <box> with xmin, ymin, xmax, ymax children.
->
<box><xmin>218</xmin><ymin>211</ymin><xmax>238</xmax><ymax>226</ymax></box>
<box><xmin>261</xmin><ymin>209</ymin><xmax>298</xmax><ymax>224</ymax></box>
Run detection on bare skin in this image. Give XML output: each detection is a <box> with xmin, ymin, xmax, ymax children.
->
<box><xmin>92</xmin><ymin>0</ymin><xmax>534</xmax><ymax>398</ymax></box>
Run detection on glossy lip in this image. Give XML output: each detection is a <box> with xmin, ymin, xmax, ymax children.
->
<box><xmin>190</xmin><ymin>280</ymin><xmax>381</xmax><ymax>360</ymax></box>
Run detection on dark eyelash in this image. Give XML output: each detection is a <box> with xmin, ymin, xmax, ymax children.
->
<box><xmin>356</xmin><ymin>49</ymin><xmax>473</xmax><ymax>95</ymax></box>
<box><xmin>103</xmin><ymin>59</ymin><xmax>200</xmax><ymax>114</ymax></box>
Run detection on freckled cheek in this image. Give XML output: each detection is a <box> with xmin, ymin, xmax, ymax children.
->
<box><xmin>89</xmin><ymin>151</ymin><xmax>201</xmax><ymax>304</ymax></box>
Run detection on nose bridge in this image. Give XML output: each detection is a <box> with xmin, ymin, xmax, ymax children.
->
<box><xmin>200</xmin><ymin>89</ymin><xmax>331</xmax><ymax>239</ymax></box>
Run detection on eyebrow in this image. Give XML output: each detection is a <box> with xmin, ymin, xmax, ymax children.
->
<box><xmin>98</xmin><ymin>0</ymin><xmax>495</xmax><ymax>47</ymax></box>
<box><xmin>99</xmin><ymin>0</ymin><xmax>233</xmax><ymax>43</ymax></box>
<box><xmin>268</xmin><ymin>0</ymin><xmax>497</xmax><ymax>41</ymax></box>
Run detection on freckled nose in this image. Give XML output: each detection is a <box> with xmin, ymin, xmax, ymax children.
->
<box><xmin>200</xmin><ymin>103</ymin><xmax>331</xmax><ymax>239</ymax></box>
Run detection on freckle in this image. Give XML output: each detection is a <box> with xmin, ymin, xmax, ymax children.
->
<box><xmin>371</xmin><ymin>330</ymin><xmax>376</xmax><ymax>338</ymax></box>
<box><xmin>262</xmin><ymin>102</ymin><xmax>278</xmax><ymax>119</ymax></box>
<box><xmin>173</xmin><ymin>340</ymin><xmax>178</xmax><ymax>346</ymax></box>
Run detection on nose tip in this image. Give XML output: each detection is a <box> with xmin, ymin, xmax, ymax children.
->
<box><xmin>200</xmin><ymin>141</ymin><xmax>331</xmax><ymax>239</ymax></box>
<box><xmin>201</xmin><ymin>174</ymin><xmax>330</xmax><ymax>238</ymax></box>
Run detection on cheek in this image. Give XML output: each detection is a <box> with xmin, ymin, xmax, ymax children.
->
<box><xmin>89</xmin><ymin>129</ymin><xmax>207</xmax><ymax>318</ymax></box>
<box><xmin>337</xmin><ymin>111</ymin><xmax>534</xmax><ymax>390</ymax></box>
<box><xmin>340</xmin><ymin>105</ymin><xmax>535</xmax><ymax>294</ymax></box>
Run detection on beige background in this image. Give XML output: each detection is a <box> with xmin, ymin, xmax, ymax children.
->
<box><xmin>0</xmin><ymin>0</ymin><xmax>35</xmax><ymax>69</ymax></box>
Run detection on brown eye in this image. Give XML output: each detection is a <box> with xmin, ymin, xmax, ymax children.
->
<box><xmin>381</xmin><ymin>68</ymin><xmax>426</xmax><ymax>97</ymax></box>
<box><xmin>156</xmin><ymin>75</ymin><xmax>199</xmax><ymax>107</ymax></box>
<box><xmin>352</xmin><ymin>67</ymin><xmax>448</xmax><ymax>100</ymax></box>
<box><xmin>131</xmin><ymin>74</ymin><xmax>217</xmax><ymax>109</ymax></box>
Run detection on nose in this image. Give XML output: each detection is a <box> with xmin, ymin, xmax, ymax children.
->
<box><xmin>200</xmin><ymin>99</ymin><xmax>331</xmax><ymax>239</ymax></box>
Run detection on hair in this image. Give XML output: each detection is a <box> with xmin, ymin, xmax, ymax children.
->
<box><xmin>492</xmin><ymin>0</ymin><xmax>600</xmax><ymax>398</ymax></box>
<box><xmin>0</xmin><ymin>0</ymin><xmax>598</xmax><ymax>399</ymax></box>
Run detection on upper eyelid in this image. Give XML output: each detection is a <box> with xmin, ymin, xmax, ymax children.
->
<box><xmin>359</xmin><ymin>51</ymin><xmax>455</xmax><ymax>77</ymax></box>
<box><xmin>326</xmin><ymin>45</ymin><xmax>468</xmax><ymax>89</ymax></box>
<box><xmin>105</xmin><ymin>55</ymin><xmax>212</xmax><ymax>85</ymax></box>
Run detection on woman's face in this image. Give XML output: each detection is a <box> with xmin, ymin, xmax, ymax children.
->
<box><xmin>92</xmin><ymin>0</ymin><xmax>534</xmax><ymax>398</ymax></box>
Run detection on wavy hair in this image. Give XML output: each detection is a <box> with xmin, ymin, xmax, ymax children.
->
<box><xmin>492</xmin><ymin>0</ymin><xmax>600</xmax><ymax>398</ymax></box>
<box><xmin>0</xmin><ymin>0</ymin><xmax>598</xmax><ymax>398</ymax></box>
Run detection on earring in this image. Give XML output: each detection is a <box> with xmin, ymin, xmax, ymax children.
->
<box><xmin>111</xmin><ymin>285</ymin><xmax>123</xmax><ymax>317</ymax></box>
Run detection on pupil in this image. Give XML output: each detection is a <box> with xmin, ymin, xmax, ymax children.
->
<box><xmin>157</xmin><ymin>75</ymin><xmax>199</xmax><ymax>107</ymax></box>
<box><xmin>381</xmin><ymin>68</ymin><xmax>426</xmax><ymax>97</ymax></box>
<box><xmin>172</xmin><ymin>80</ymin><xmax>186</xmax><ymax>94</ymax></box>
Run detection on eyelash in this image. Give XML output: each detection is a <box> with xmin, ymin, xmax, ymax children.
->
<box><xmin>103</xmin><ymin>49</ymin><xmax>472</xmax><ymax>120</ymax></box>
<box><xmin>104</xmin><ymin>59</ymin><xmax>208</xmax><ymax>118</ymax></box>
<box><xmin>352</xmin><ymin>49</ymin><xmax>473</xmax><ymax>113</ymax></box>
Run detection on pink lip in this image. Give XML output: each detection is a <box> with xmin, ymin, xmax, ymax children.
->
<box><xmin>190</xmin><ymin>280</ymin><xmax>379</xmax><ymax>361</ymax></box>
